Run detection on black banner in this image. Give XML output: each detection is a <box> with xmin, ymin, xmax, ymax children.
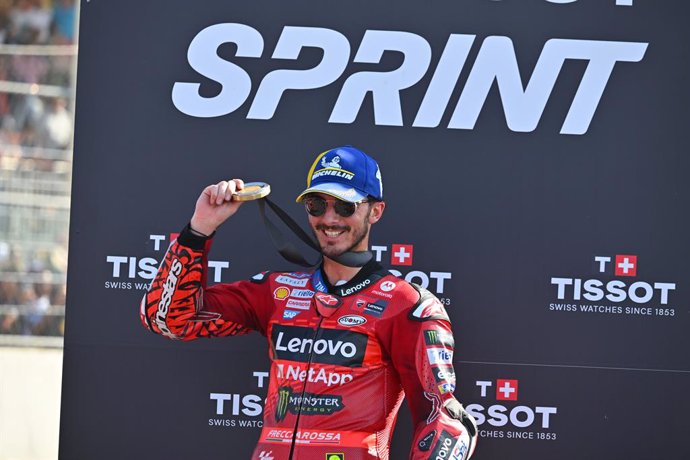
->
<box><xmin>60</xmin><ymin>1</ymin><xmax>690</xmax><ymax>459</ymax></box>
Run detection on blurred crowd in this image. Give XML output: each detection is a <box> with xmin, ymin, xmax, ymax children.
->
<box><xmin>0</xmin><ymin>0</ymin><xmax>76</xmax><ymax>45</ymax></box>
<box><xmin>0</xmin><ymin>0</ymin><xmax>76</xmax><ymax>165</ymax></box>
<box><xmin>0</xmin><ymin>239</ymin><xmax>67</xmax><ymax>336</ymax></box>
<box><xmin>0</xmin><ymin>0</ymin><xmax>77</xmax><ymax>338</ymax></box>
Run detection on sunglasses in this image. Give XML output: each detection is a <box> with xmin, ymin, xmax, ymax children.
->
<box><xmin>304</xmin><ymin>196</ymin><xmax>370</xmax><ymax>217</ymax></box>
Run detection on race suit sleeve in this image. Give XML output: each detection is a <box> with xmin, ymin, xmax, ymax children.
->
<box><xmin>139</xmin><ymin>224</ymin><xmax>274</xmax><ymax>340</ymax></box>
<box><xmin>376</xmin><ymin>285</ymin><xmax>477</xmax><ymax>460</ymax></box>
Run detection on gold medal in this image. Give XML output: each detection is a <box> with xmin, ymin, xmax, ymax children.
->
<box><xmin>232</xmin><ymin>182</ymin><xmax>271</xmax><ymax>201</ymax></box>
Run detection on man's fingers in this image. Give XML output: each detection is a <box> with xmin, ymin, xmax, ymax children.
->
<box><xmin>204</xmin><ymin>180</ymin><xmax>245</xmax><ymax>206</ymax></box>
<box><xmin>207</xmin><ymin>184</ymin><xmax>218</xmax><ymax>204</ymax></box>
<box><xmin>226</xmin><ymin>179</ymin><xmax>244</xmax><ymax>201</ymax></box>
<box><xmin>212</xmin><ymin>180</ymin><xmax>241</xmax><ymax>205</ymax></box>
<box><xmin>216</xmin><ymin>181</ymin><xmax>229</xmax><ymax>204</ymax></box>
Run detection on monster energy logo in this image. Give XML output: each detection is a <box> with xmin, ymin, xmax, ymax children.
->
<box><xmin>424</xmin><ymin>329</ymin><xmax>455</xmax><ymax>348</ymax></box>
<box><xmin>277</xmin><ymin>387</ymin><xmax>291</xmax><ymax>422</ymax></box>
<box><xmin>275</xmin><ymin>386</ymin><xmax>344</xmax><ymax>421</ymax></box>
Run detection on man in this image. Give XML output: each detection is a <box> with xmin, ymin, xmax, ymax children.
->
<box><xmin>140</xmin><ymin>146</ymin><xmax>477</xmax><ymax>459</ymax></box>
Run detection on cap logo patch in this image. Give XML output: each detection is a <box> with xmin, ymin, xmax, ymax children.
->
<box><xmin>321</xmin><ymin>155</ymin><xmax>342</xmax><ymax>169</ymax></box>
<box><xmin>312</xmin><ymin>155</ymin><xmax>355</xmax><ymax>182</ymax></box>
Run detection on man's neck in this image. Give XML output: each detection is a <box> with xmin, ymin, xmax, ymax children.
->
<box><xmin>321</xmin><ymin>256</ymin><xmax>362</xmax><ymax>285</ymax></box>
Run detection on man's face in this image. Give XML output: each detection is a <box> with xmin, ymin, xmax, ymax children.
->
<box><xmin>305</xmin><ymin>193</ymin><xmax>384</xmax><ymax>260</ymax></box>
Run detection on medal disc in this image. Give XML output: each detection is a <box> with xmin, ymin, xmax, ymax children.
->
<box><xmin>232</xmin><ymin>182</ymin><xmax>271</xmax><ymax>201</ymax></box>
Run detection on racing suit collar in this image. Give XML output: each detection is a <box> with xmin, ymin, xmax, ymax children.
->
<box><xmin>319</xmin><ymin>258</ymin><xmax>388</xmax><ymax>297</ymax></box>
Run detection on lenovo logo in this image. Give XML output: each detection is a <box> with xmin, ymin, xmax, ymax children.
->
<box><xmin>271</xmin><ymin>325</ymin><xmax>368</xmax><ymax>367</ymax></box>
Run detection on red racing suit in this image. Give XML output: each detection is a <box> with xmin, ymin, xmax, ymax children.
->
<box><xmin>140</xmin><ymin>226</ymin><xmax>476</xmax><ymax>460</ymax></box>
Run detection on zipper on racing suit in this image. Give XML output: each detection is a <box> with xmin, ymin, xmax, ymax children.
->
<box><xmin>287</xmin><ymin>316</ymin><xmax>325</xmax><ymax>460</ymax></box>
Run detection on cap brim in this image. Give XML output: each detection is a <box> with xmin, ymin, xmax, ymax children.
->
<box><xmin>295</xmin><ymin>183</ymin><xmax>368</xmax><ymax>203</ymax></box>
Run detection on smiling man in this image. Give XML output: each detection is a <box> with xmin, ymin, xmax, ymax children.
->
<box><xmin>140</xmin><ymin>146</ymin><xmax>477</xmax><ymax>460</ymax></box>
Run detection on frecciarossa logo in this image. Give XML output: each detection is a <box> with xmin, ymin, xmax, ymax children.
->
<box><xmin>271</xmin><ymin>325</ymin><xmax>368</xmax><ymax>367</ymax></box>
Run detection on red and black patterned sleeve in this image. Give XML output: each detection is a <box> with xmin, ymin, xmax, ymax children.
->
<box><xmin>378</xmin><ymin>284</ymin><xmax>476</xmax><ymax>459</ymax></box>
<box><xmin>139</xmin><ymin>224</ymin><xmax>274</xmax><ymax>341</ymax></box>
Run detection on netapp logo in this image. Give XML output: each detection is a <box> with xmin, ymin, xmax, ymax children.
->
<box><xmin>271</xmin><ymin>325</ymin><xmax>368</xmax><ymax>367</ymax></box>
<box><xmin>172</xmin><ymin>24</ymin><xmax>647</xmax><ymax>135</ymax></box>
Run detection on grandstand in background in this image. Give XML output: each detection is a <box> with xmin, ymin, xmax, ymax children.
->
<box><xmin>0</xmin><ymin>0</ymin><xmax>78</xmax><ymax>346</ymax></box>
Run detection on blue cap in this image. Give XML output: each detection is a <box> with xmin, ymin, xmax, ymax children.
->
<box><xmin>296</xmin><ymin>146</ymin><xmax>383</xmax><ymax>203</ymax></box>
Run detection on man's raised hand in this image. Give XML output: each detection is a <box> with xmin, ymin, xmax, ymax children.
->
<box><xmin>190</xmin><ymin>179</ymin><xmax>245</xmax><ymax>235</ymax></box>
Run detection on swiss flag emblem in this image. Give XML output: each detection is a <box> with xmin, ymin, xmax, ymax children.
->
<box><xmin>169</xmin><ymin>232</ymin><xmax>179</xmax><ymax>242</ymax></box>
<box><xmin>615</xmin><ymin>255</ymin><xmax>637</xmax><ymax>277</ymax></box>
<box><xmin>496</xmin><ymin>379</ymin><xmax>518</xmax><ymax>401</ymax></box>
<box><xmin>391</xmin><ymin>244</ymin><xmax>414</xmax><ymax>266</ymax></box>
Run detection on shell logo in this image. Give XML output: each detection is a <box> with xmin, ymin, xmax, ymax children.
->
<box><xmin>273</xmin><ymin>287</ymin><xmax>290</xmax><ymax>300</ymax></box>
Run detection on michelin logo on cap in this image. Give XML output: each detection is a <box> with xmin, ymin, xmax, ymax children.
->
<box><xmin>312</xmin><ymin>155</ymin><xmax>355</xmax><ymax>181</ymax></box>
<box><xmin>296</xmin><ymin>146</ymin><xmax>384</xmax><ymax>203</ymax></box>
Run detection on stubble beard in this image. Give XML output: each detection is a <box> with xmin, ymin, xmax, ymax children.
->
<box><xmin>313</xmin><ymin>216</ymin><xmax>371</xmax><ymax>259</ymax></box>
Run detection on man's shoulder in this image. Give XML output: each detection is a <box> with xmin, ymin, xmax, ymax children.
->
<box><xmin>361</xmin><ymin>275</ymin><xmax>419</xmax><ymax>309</ymax></box>
<box><xmin>365</xmin><ymin>276</ymin><xmax>450</xmax><ymax>322</ymax></box>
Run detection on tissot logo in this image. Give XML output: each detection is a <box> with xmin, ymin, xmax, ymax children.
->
<box><xmin>173</xmin><ymin>24</ymin><xmax>647</xmax><ymax>135</ymax></box>
<box><xmin>271</xmin><ymin>325</ymin><xmax>368</xmax><ymax>367</ymax></box>
<box><xmin>207</xmin><ymin>371</ymin><xmax>267</xmax><ymax>429</ymax></box>
<box><xmin>105</xmin><ymin>233</ymin><xmax>230</xmax><ymax>290</ymax></box>
<box><xmin>371</xmin><ymin>243</ymin><xmax>452</xmax><ymax>299</ymax></box>
<box><xmin>549</xmin><ymin>254</ymin><xmax>677</xmax><ymax>316</ymax></box>
<box><xmin>467</xmin><ymin>378</ymin><xmax>558</xmax><ymax>438</ymax></box>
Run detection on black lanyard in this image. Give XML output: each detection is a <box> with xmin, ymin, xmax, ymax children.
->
<box><xmin>257</xmin><ymin>197</ymin><xmax>372</xmax><ymax>268</ymax></box>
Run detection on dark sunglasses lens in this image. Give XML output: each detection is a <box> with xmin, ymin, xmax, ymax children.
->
<box><xmin>305</xmin><ymin>197</ymin><xmax>326</xmax><ymax>216</ymax></box>
<box><xmin>334</xmin><ymin>201</ymin><xmax>357</xmax><ymax>217</ymax></box>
